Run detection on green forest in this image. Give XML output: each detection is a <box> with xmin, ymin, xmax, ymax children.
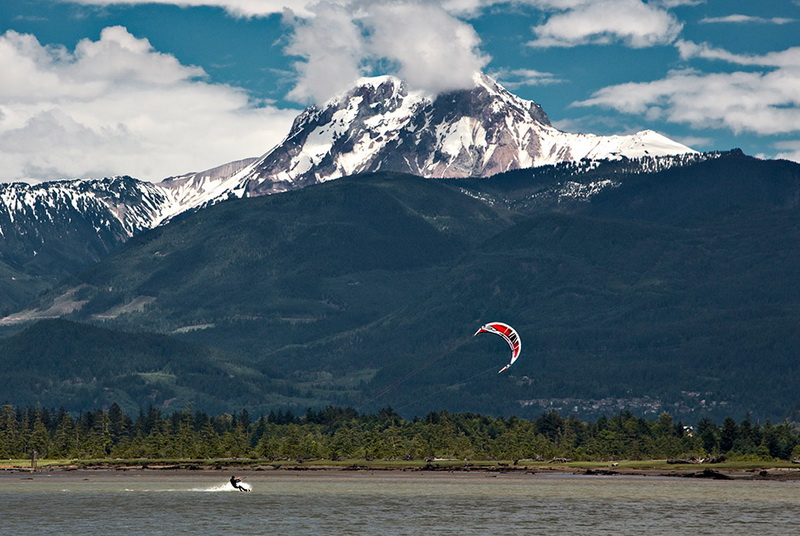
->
<box><xmin>2</xmin><ymin>404</ymin><xmax>798</xmax><ymax>463</ymax></box>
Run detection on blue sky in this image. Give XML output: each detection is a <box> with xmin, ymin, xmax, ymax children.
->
<box><xmin>1</xmin><ymin>0</ymin><xmax>799</xmax><ymax>182</ymax></box>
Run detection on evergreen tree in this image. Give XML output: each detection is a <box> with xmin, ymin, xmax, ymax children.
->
<box><xmin>28</xmin><ymin>407</ymin><xmax>51</xmax><ymax>458</ymax></box>
<box><xmin>51</xmin><ymin>410</ymin><xmax>77</xmax><ymax>458</ymax></box>
<box><xmin>719</xmin><ymin>417</ymin><xmax>738</xmax><ymax>453</ymax></box>
<box><xmin>695</xmin><ymin>418</ymin><xmax>720</xmax><ymax>455</ymax></box>
<box><xmin>0</xmin><ymin>405</ymin><xmax>20</xmax><ymax>458</ymax></box>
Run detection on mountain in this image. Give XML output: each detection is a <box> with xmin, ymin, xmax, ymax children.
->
<box><xmin>239</xmin><ymin>74</ymin><xmax>695</xmax><ymax>195</ymax></box>
<box><xmin>3</xmin><ymin>152</ymin><xmax>799</xmax><ymax>421</ymax></box>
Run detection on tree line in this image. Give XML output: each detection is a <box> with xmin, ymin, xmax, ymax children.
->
<box><xmin>1</xmin><ymin>404</ymin><xmax>798</xmax><ymax>462</ymax></box>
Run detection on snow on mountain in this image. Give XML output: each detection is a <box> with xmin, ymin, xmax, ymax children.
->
<box><xmin>239</xmin><ymin>73</ymin><xmax>695</xmax><ymax>195</ymax></box>
<box><xmin>154</xmin><ymin>157</ymin><xmax>257</xmax><ymax>224</ymax></box>
<box><xmin>0</xmin><ymin>177</ymin><xmax>167</xmax><ymax>240</ymax></box>
<box><xmin>0</xmin><ymin>158</ymin><xmax>257</xmax><ymax>247</ymax></box>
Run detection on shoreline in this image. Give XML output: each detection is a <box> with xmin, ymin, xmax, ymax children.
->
<box><xmin>3</xmin><ymin>460</ymin><xmax>800</xmax><ymax>482</ymax></box>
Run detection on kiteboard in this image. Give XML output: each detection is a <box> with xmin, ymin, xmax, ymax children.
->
<box><xmin>230</xmin><ymin>476</ymin><xmax>251</xmax><ymax>492</ymax></box>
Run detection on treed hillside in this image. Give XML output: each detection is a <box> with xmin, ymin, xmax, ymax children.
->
<box><xmin>1</xmin><ymin>153</ymin><xmax>799</xmax><ymax>421</ymax></box>
<box><xmin>0</xmin><ymin>319</ymin><xmax>276</xmax><ymax>414</ymax></box>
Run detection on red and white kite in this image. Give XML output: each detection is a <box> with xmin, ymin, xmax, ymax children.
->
<box><xmin>474</xmin><ymin>322</ymin><xmax>521</xmax><ymax>373</ymax></box>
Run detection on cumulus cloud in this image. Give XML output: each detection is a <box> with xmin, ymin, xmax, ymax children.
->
<box><xmin>284</xmin><ymin>3</ymin><xmax>365</xmax><ymax>104</ymax></box>
<box><xmin>70</xmin><ymin>1</ymin><xmax>490</xmax><ymax>104</ymax></box>
<box><xmin>526</xmin><ymin>0</ymin><xmax>684</xmax><ymax>48</ymax></box>
<box><xmin>574</xmin><ymin>42</ymin><xmax>800</xmax><ymax>137</ymax></box>
<box><xmin>365</xmin><ymin>3</ymin><xmax>488</xmax><ymax>93</ymax></box>
<box><xmin>0</xmin><ymin>27</ymin><xmax>296</xmax><ymax>183</ymax></box>
<box><xmin>284</xmin><ymin>1</ymin><xmax>489</xmax><ymax>104</ymax></box>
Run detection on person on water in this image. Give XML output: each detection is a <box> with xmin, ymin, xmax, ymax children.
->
<box><xmin>230</xmin><ymin>475</ymin><xmax>249</xmax><ymax>492</ymax></box>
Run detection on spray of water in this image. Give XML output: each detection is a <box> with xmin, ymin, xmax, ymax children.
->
<box><xmin>193</xmin><ymin>481</ymin><xmax>251</xmax><ymax>492</ymax></box>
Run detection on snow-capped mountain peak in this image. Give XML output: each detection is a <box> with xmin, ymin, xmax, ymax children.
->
<box><xmin>237</xmin><ymin>73</ymin><xmax>693</xmax><ymax>195</ymax></box>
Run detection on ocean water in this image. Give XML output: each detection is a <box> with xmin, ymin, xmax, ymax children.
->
<box><xmin>1</xmin><ymin>471</ymin><xmax>798</xmax><ymax>535</ymax></box>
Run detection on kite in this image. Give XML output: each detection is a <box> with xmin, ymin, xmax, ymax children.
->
<box><xmin>474</xmin><ymin>322</ymin><xmax>521</xmax><ymax>373</ymax></box>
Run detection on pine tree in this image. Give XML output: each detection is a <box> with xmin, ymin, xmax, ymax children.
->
<box><xmin>0</xmin><ymin>405</ymin><xmax>21</xmax><ymax>458</ymax></box>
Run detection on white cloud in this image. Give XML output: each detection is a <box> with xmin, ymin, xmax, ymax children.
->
<box><xmin>676</xmin><ymin>40</ymin><xmax>800</xmax><ymax>68</ymax></box>
<box><xmin>0</xmin><ymin>27</ymin><xmax>297</xmax><ymax>183</ymax></box>
<box><xmin>575</xmin><ymin>41</ymin><xmax>800</xmax><ymax>144</ymax></box>
<box><xmin>700</xmin><ymin>14</ymin><xmax>795</xmax><ymax>25</ymax></box>
<box><xmin>575</xmin><ymin>64</ymin><xmax>800</xmax><ymax>137</ymax></box>
<box><xmin>490</xmin><ymin>67</ymin><xmax>563</xmax><ymax>89</ymax></box>
<box><xmin>365</xmin><ymin>3</ymin><xmax>488</xmax><ymax>94</ymax></box>
<box><xmin>439</xmin><ymin>0</ymin><xmax>487</xmax><ymax>16</ymax></box>
<box><xmin>772</xmin><ymin>140</ymin><xmax>800</xmax><ymax>163</ymax></box>
<box><xmin>526</xmin><ymin>0</ymin><xmax>683</xmax><ymax>48</ymax></box>
<box><xmin>284</xmin><ymin>3</ymin><xmax>365</xmax><ymax>104</ymax></box>
<box><xmin>284</xmin><ymin>1</ymin><xmax>489</xmax><ymax>104</ymax></box>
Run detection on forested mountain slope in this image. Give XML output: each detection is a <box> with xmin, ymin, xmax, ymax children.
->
<box><xmin>2</xmin><ymin>152</ymin><xmax>799</xmax><ymax>421</ymax></box>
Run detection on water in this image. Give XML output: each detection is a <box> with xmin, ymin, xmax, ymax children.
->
<box><xmin>1</xmin><ymin>471</ymin><xmax>798</xmax><ymax>535</ymax></box>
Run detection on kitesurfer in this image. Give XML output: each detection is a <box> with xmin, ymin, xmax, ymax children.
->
<box><xmin>230</xmin><ymin>475</ymin><xmax>249</xmax><ymax>492</ymax></box>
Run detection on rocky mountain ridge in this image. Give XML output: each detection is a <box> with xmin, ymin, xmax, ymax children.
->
<box><xmin>240</xmin><ymin>74</ymin><xmax>695</xmax><ymax>194</ymax></box>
